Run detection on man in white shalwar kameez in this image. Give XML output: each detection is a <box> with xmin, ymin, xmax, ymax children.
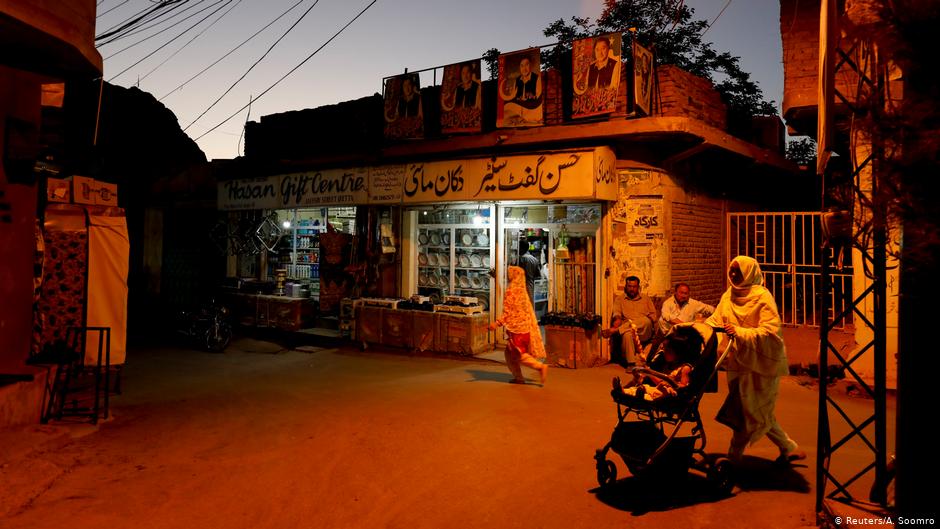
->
<box><xmin>706</xmin><ymin>256</ymin><xmax>806</xmax><ymax>464</ymax></box>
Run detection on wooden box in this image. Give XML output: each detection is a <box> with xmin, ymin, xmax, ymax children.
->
<box><xmin>356</xmin><ymin>306</ymin><xmax>384</xmax><ymax>345</ymax></box>
<box><xmin>96</xmin><ymin>181</ymin><xmax>118</xmax><ymax>206</ymax></box>
<box><xmin>438</xmin><ymin>312</ymin><xmax>490</xmax><ymax>356</ymax></box>
<box><xmin>46</xmin><ymin>177</ymin><xmax>71</xmax><ymax>203</ymax></box>
<box><xmin>381</xmin><ymin>309</ymin><xmax>414</xmax><ymax>349</ymax></box>
<box><xmin>545</xmin><ymin>325</ymin><xmax>604</xmax><ymax>368</ymax></box>
<box><xmin>71</xmin><ymin>175</ymin><xmax>98</xmax><ymax>205</ymax></box>
<box><xmin>412</xmin><ymin>311</ymin><xmax>437</xmax><ymax>352</ymax></box>
<box><xmin>268</xmin><ymin>297</ymin><xmax>314</xmax><ymax>332</ymax></box>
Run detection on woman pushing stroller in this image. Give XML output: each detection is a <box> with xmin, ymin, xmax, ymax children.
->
<box><xmin>707</xmin><ymin>256</ymin><xmax>806</xmax><ymax>465</ymax></box>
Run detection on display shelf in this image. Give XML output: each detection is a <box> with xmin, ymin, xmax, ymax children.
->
<box><xmin>455</xmin><ymin>287</ymin><xmax>489</xmax><ymax>293</ymax></box>
<box><xmin>455</xmin><ymin>267</ymin><xmax>489</xmax><ymax>271</ymax></box>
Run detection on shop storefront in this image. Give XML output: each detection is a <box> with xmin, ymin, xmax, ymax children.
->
<box><xmin>218</xmin><ymin>147</ymin><xmax>618</xmax><ymax>358</ymax></box>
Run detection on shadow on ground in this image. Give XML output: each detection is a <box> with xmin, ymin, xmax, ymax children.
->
<box><xmin>590</xmin><ymin>455</ymin><xmax>810</xmax><ymax>515</ymax></box>
<box><xmin>465</xmin><ymin>369</ymin><xmax>527</xmax><ymax>384</ymax></box>
<box><xmin>734</xmin><ymin>455</ymin><xmax>811</xmax><ymax>493</ymax></box>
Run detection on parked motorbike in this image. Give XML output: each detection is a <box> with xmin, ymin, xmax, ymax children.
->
<box><xmin>177</xmin><ymin>300</ymin><xmax>233</xmax><ymax>352</ymax></box>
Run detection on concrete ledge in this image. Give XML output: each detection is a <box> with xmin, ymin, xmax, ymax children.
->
<box><xmin>0</xmin><ymin>365</ymin><xmax>55</xmax><ymax>429</ymax></box>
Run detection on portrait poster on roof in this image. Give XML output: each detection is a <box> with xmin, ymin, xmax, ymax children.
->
<box><xmin>496</xmin><ymin>48</ymin><xmax>543</xmax><ymax>128</ymax></box>
<box><xmin>633</xmin><ymin>40</ymin><xmax>654</xmax><ymax>116</ymax></box>
<box><xmin>384</xmin><ymin>73</ymin><xmax>424</xmax><ymax>140</ymax></box>
<box><xmin>572</xmin><ymin>33</ymin><xmax>622</xmax><ymax>119</ymax></box>
<box><xmin>440</xmin><ymin>60</ymin><xmax>483</xmax><ymax>134</ymax></box>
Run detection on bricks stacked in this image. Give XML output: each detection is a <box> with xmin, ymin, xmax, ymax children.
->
<box><xmin>657</xmin><ymin>65</ymin><xmax>728</xmax><ymax>130</ymax></box>
<box><xmin>543</xmin><ymin>68</ymin><xmax>564</xmax><ymax>125</ymax></box>
<box><xmin>780</xmin><ymin>0</ymin><xmax>859</xmax><ymax>117</ymax></box>
<box><xmin>669</xmin><ymin>202</ymin><xmax>724</xmax><ymax>306</ymax></box>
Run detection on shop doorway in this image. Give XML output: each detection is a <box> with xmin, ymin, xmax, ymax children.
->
<box><xmin>503</xmin><ymin>227</ymin><xmax>550</xmax><ymax>318</ymax></box>
<box><xmin>494</xmin><ymin>204</ymin><xmax>602</xmax><ymax>344</ymax></box>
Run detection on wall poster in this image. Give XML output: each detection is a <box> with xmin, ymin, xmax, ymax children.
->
<box><xmin>497</xmin><ymin>48</ymin><xmax>543</xmax><ymax>128</ymax></box>
<box><xmin>633</xmin><ymin>40</ymin><xmax>654</xmax><ymax>116</ymax></box>
<box><xmin>383</xmin><ymin>73</ymin><xmax>423</xmax><ymax>140</ymax></box>
<box><xmin>440</xmin><ymin>60</ymin><xmax>482</xmax><ymax>134</ymax></box>
<box><xmin>572</xmin><ymin>33</ymin><xmax>622</xmax><ymax>119</ymax></box>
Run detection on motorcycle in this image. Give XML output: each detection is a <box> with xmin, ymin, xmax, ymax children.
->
<box><xmin>177</xmin><ymin>299</ymin><xmax>233</xmax><ymax>352</ymax></box>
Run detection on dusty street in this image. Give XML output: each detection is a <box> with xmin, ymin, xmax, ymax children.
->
<box><xmin>1</xmin><ymin>339</ymin><xmax>875</xmax><ymax>529</ymax></box>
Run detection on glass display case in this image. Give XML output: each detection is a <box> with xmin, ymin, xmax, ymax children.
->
<box><xmin>414</xmin><ymin>206</ymin><xmax>494</xmax><ymax>309</ymax></box>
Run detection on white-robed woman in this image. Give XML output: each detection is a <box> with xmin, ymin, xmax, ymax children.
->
<box><xmin>489</xmin><ymin>266</ymin><xmax>548</xmax><ymax>385</ymax></box>
<box><xmin>707</xmin><ymin>255</ymin><xmax>806</xmax><ymax>464</ymax></box>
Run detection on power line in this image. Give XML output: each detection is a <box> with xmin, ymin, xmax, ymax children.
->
<box><xmin>195</xmin><ymin>0</ymin><xmax>380</xmax><ymax>142</ymax></box>
<box><xmin>97</xmin><ymin>0</ymin><xmax>133</xmax><ymax>20</ymax></box>
<box><xmin>103</xmin><ymin>0</ymin><xmax>217</xmax><ymax>58</ymax></box>
<box><xmin>138</xmin><ymin>0</ymin><xmax>243</xmax><ymax>82</ymax></box>
<box><xmin>701</xmin><ymin>0</ymin><xmax>732</xmax><ymax>37</ymax></box>
<box><xmin>184</xmin><ymin>0</ymin><xmax>322</xmax><ymax>132</ymax></box>
<box><xmin>98</xmin><ymin>0</ymin><xmax>208</xmax><ymax>47</ymax></box>
<box><xmin>160</xmin><ymin>0</ymin><xmax>307</xmax><ymax>101</ymax></box>
<box><xmin>108</xmin><ymin>0</ymin><xmax>233</xmax><ymax>82</ymax></box>
<box><xmin>97</xmin><ymin>0</ymin><xmax>185</xmax><ymax>41</ymax></box>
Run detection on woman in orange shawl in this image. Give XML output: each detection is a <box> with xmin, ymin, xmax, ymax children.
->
<box><xmin>706</xmin><ymin>256</ymin><xmax>805</xmax><ymax>464</ymax></box>
<box><xmin>489</xmin><ymin>266</ymin><xmax>548</xmax><ymax>385</ymax></box>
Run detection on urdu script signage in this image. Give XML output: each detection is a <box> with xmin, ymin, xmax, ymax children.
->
<box><xmin>218</xmin><ymin>147</ymin><xmax>616</xmax><ymax>210</ymax></box>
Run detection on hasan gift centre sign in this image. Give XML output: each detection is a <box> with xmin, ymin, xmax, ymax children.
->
<box><xmin>218</xmin><ymin>147</ymin><xmax>616</xmax><ymax>210</ymax></box>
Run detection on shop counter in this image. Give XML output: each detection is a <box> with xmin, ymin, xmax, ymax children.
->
<box><xmin>355</xmin><ymin>307</ymin><xmax>491</xmax><ymax>356</ymax></box>
<box><xmin>224</xmin><ymin>293</ymin><xmax>316</xmax><ymax>332</ymax></box>
<box><xmin>544</xmin><ymin>325</ymin><xmax>605</xmax><ymax>368</ymax></box>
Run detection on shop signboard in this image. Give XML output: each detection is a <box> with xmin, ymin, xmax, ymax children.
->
<box><xmin>218</xmin><ymin>148</ymin><xmax>618</xmax><ymax>210</ymax></box>
<box><xmin>368</xmin><ymin>165</ymin><xmax>405</xmax><ymax>204</ymax></box>
<box><xmin>400</xmin><ymin>148</ymin><xmax>615</xmax><ymax>204</ymax></box>
<box><xmin>571</xmin><ymin>33</ymin><xmax>622</xmax><ymax>119</ymax></box>
<box><xmin>219</xmin><ymin>168</ymin><xmax>369</xmax><ymax>211</ymax></box>
<box><xmin>593</xmin><ymin>147</ymin><xmax>618</xmax><ymax>201</ymax></box>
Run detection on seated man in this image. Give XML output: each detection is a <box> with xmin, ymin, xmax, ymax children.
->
<box><xmin>602</xmin><ymin>276</ymin><xmax>657</xmax><ymax>367</ymax></box>
<box><xmin>657</xmin><ymin>282</ymin><xmax>715</xmax><ymax>336</ymax></box>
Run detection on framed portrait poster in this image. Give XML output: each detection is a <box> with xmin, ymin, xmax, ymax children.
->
<box><xmin>497</xmin><ymin>48</ymin><xmax>543</xmax><ymax>128</ymax></box>
<box><xmin>633</xmin><ymin>41</ymin><xmax>654</xmax><ymax>117</ymax></box>
<box><xmin>572</xmin><ymin>33</ymin><xmax>622</xmax><ymax>119</ymax></box>
<box><xmin>384</xmin><ymin>73</ymin><xmax>424</xmax><ymax>139</ymax></box>
<box><xmin>440</xmin><ymin>60</ymin><xmax>483</xmax><ymax>134</ymax></box>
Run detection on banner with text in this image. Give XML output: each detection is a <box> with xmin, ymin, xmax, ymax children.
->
<box><xmin>400</xmin><ymin>148</ymin><xmax>613</xmax><ymax>203</ymax></box>
<box><xmin>219</xmin><ymin>168</ymin><xmax>369</xmax><ymax>211</ymax></box>
<box><xmin>218</xmin><ymin>148</ymin><xmax>617</xmax><ymax>210</ymax></box>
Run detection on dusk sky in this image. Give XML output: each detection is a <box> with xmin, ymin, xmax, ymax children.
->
<box><xmin>97</xmin><ymin>0</ymin><xmax>784</xmax><ymax>161</ymax></box>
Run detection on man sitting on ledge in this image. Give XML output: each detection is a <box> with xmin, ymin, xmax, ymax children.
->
<box><xmin>602</xmin><ymin>276</ymin><xmax>657</xmax><ymax>367</ymax></box>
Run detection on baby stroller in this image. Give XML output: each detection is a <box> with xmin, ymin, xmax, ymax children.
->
<box><xmin>593</xmin><ymin>323</ymin><xmax>736</xmax><ymax>494</ymax></box>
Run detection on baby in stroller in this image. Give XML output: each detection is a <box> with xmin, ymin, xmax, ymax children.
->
<box><xmin>611</xmin><ymin>324</ymin><xmax>704</xmax><ymax>401</ymax></box>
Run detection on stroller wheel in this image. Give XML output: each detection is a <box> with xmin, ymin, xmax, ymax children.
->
<box><xmin>707</xmin><ymin>457</ymin><xmax>735</xmax><ymax>495</ymax></box>
<box><xmin>596</xmin><ymin>460</ymin><xmax>617</xmax><ymax>488</ymax></box>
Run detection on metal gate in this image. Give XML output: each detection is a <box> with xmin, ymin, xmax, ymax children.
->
<box><xmin>727</xmin><ymin>212</ymin><xmax>852</xmax><ymax>329</ymax></box>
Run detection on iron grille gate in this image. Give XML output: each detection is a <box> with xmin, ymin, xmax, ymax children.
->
<box><xmin>727</xmin><ymin>212</ymin><xmax>853</xmax><ymax>329</ymax></box>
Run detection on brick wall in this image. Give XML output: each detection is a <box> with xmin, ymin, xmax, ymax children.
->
<box><xmin>781</xmin><ymin>0</ymin><xmax>860</xmax><ymax>117</ymax></box>
<box><xmin>657</xmin><ymin>65</ymin><xmax>727</xmax><ymax>130</ymax></box>
<box><xmin>543</xmin><ymin>68</ymin><xmax>564</xmax><ymax>125</ymax></box>
<box><xmin>670</xmin><ymin>202</ymin><xmax>725</xmax><ymax>306</ymax></box>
